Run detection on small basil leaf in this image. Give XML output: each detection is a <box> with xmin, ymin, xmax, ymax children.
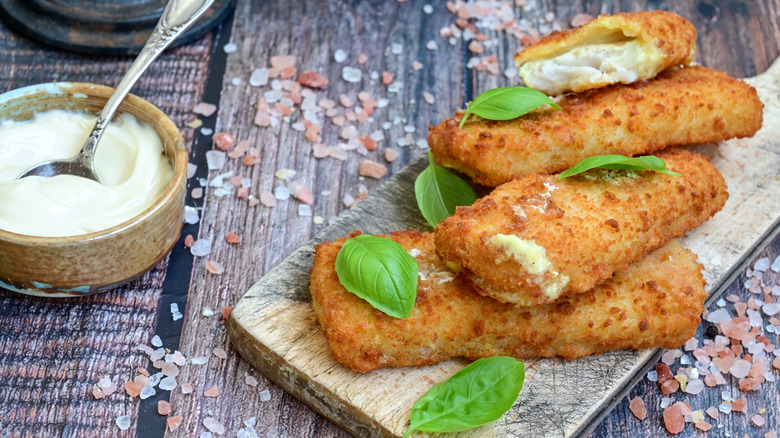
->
<box><xmin>415</xmin><ymin>152</ymin><xmax>478</xmax><ymax>228</ymax></box>
<box><xmin>459</xmin><ymin>86</ymin><xmax>559</xmax><ymax>128</ymax></box>
<box><xmin>335</xmin><ymin>235</ymin><xmax>418</xmax><ymax>319</ymax></box>
<box><xmin>403</xmin><ymin>357</ymin><xmax>525</xmax><ymax>437</ymax></box>
<box><xmin>558</xmin><ymin>154</ymin><xmax>682</xmax><ymax>179</ymax></box>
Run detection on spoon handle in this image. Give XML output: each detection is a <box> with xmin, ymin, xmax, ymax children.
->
<box><xmin>81</xmin><ymin>0</ymin><xmax>216</xmax><ymax>165</ymax></box>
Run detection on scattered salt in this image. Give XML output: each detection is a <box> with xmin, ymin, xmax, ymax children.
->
<box><xmin>151</xmin><ymin>335</ymin><xmax>163</xmax><ymax>347</ymax></box>
<box><xmin>205</xmin><ymin>151</ymin><xmax>226</xmax><ymax>170</ymax></box>
<box><xmin>159</xmin><ymin>377</ymin><xmax>177</xmax><ymax>391</ymax></box>
<box><xmin>298</xmin><ymin>205</ymin><xmax>312</xmax><ymax>217</ymax></box>
<box><xmin>249</xmin><ymin>68</ymin><xmax>269</xmax><ymax>87</ymax></box>
<box><xmin>274</xmin><ymin>186</ymin><xmax>291</xmax><ymax>201</ymax></box>
<box><xmin>763</xmin><ymin>302</ymin><xmax>780</xmax><ymax>316</ymax></box>
<box><xmin>259</xmin><ymin>389</ymin><xmax>272</xmax><ymax>402</ymax></box>
<box><xmin>223</xmin><ymin>43</ymin><xmax>237</xmax><ymax>53</ymax></box>
<box><xmin>423</xmin><ymin>4</ymin><xmax>433</xmax><ymax>13</ymax></box>
<box><xmin>116</xmin><ymin>415</ymin><xmax>131</xmax><ymax>431</ymax></box>
<box><xmin>204</xmin><ymin>418</ymin><xmax>226</xmax><ymax>435</ymax></box>
<box><xmin>342</xmin><ymin>67</ymin><xmax>362</xmax><ymax>83</ymax></box>
<box><xmin>754</xmin><ymin>257</ymin><xmax>770</xmax><ymax>272</ymax></box>
<box><xmin>706</xmin><ymin>308</ymin><xmax>731</xmax><ymax>323</ymax></box>
<box><xmin>184</xmin><ymin>206</ymin><xmax>200</xmax><ymax>224</ymax></box>
<box><xmin>201</xmin><ymin>127</ymin><xmax>213</xmax><ymax>136</ymax></box>
<box><xmin>771</xmin><ymin>255</ymin><xmax>780</xmax><ymax>272</ymax></box>
<box><xmin>191</xmin><ymin>356</ymin><xmax>208</xmax><ymax>365</ymax></box>
<box><xmin>334</xmin><ymin>49</ymin><xmax>347</xmax><ymax>63</ymax></box>
<box><xmin>140</xmin><ymin>385</ymin><xmax>156</xmax><ymax>399</ymax></box>
<box><xmin>190</xmin><ymin>239</ymin><xmax>212</xmax><ymax>257</ymax></box>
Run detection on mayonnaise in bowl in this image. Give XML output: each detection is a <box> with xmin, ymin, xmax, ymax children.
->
<box><xmin>0</xmin><ymin>109</ymin><xmax>173</xmax><ymax>237</ymax></box>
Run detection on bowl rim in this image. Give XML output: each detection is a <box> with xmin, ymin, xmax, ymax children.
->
<box><xmin>0</xmin><ymin>82</ymin><xmax>188</xmax><ymax>245</ymax></box>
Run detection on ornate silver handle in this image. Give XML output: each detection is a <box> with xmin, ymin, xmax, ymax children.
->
<box><xmin>81</xmin><ymin>0</ymin><xmax>215</xmax><ymax>166</ymax></box>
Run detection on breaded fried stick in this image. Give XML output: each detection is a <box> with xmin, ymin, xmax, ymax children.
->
<box><xmin>434</xmin><ymin>148</ymin><xmax>726</xmax><ymax>307</ymax></box>
<box><xmin>516</xmin><ymin>11</ymin><xmax>696</xmax><ymax>95</ymax></box>
<box><xmin>428</xmin><ymin>66</ymin><xmax>763</xmax><ymax>187</ymax></box>
<box><xmin>310</xmin><ymin>231</ymin><xmax>706</xmax><ymax>373</ymax></box>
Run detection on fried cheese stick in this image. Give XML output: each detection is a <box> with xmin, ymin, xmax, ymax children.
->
<box><xmin>515</xmin><ymin>11</ymin><xmax>696</xmax><ymax>95</ymax></box>
<box><xmin>434</xmin><ymin>148</ymin><xmax>726</xmax><ymax>307</ymax></box>
<box><xmin>310</xmin><ymin>231</ymin><xmax>706</xmax><ymax>373</ymax></box>
<box><xmin>428</xmin><ymin>66</ymin><xmax>763</xmax><ymax>187</ymax></box>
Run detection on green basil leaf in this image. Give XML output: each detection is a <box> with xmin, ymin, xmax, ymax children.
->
<box><xmin>558</xmin><ymin>154</ymin><xmax>682</xmax><ymax>179</ymax></box>
<box><xmin>414</xmin><ymin>152</ymin><xmax>478</xmax><ymax>228</ymax></box>
<box><xmin>459</xmin><ymin>86</ymin><xmax>559</xmax><ymax>128</ymax></box>
<box><xmin>403</xmin><ymin>357</ymin><xmax>525</xmax><ymax>437</ymax></box>
<box><xmin>335</xmin><ymin>235</ymin><xmax>418</xmax><ymax>319</ymax></box>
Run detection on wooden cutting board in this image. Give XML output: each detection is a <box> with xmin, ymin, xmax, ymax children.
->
<box><xmin>227</xmin><ymin>59</ymin><xmax>780</xmax><ymax>438</ymax></box>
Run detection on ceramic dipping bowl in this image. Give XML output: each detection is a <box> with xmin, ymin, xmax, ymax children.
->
<box><xmin>0</xmin><ymin>83</ymin><xmax>187</xmax><ymax>297</ymax></box>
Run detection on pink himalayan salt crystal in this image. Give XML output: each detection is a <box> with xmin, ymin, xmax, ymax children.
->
<box><xmin>245</xmin><ymin>375</ymin><xmax>259</xmax><ymax>387</ymax></box>
<box><xmin>674</xmin><ymin>401</ymin><xmax>693</xmax><ymax>417</ymax></box>
<box><xmin>715</xmin><ymin>355</ymin><xmax>736</xmax><ymax>374</ymax></box>
<box><xmin>661</xmin><ymin>350</ymin><xmax>676</xmax><ymax>365</ymax></box>
<box><xmin>385</xmin><ymin>148</ymin><xmax>398</xmax><ymax>163</ymax></box>
<box><xmin>739</xmin><ymin>377</ymin><xmax>760</xmax><ymax>391</ymax></box>
<box><xmin>213</xmin><ymin>348</ymin><xmax>228</xmax><ymax>359</ymax></box>
<box><xmin>628</xmin><ymin>397</ymin><xmax>647</xmax><ymax>420</ymax></box>
<box><xmin>686</xmin><ymin>379</ymin><xmax>705</xmax><ymax>394</ymax></box>
<box><xmin>656</xmin><ymin>363</ymin><xmax>673</xmax><ymax>383</ymax></box>
<box><xmin>766</xmin><ymin>431</ymin><xmax>778</xmax><ymax>438</ymax></box>
<box><xmin>181</xmin><ymin>383</ymin><xmax>194</xmax><ymax>394</ymax></box>
<box><xmin>663</xmin><ymin>405</ymin><xmax>685</xmax><ymax>434</ymax></box>
<box><xmin>695</xmin><ymin>421</ymin><xmax>713</xmax><ymax>432</ymax></box>
<box><xmin>693</xmin><ymin>348</ymin><xmax>711</xmax><ymax>363</ymax></box>
<box><xmin>193</xmin><ymin>102</ymin><xmax>217</xmax><ymax>117</ymax></box>
<box><xmin>732</xmin><ymin>398</ymin><xmax>747</xmax><ymax>412</ymax></box>
<box><xmin>167</xmin><ymin>416</ymin><xmax>183</xmax><ymax>431</ymax></box>
<box><xmin>706</xmin><ymin>406</ymin><xmax>719</xmax><ymax>419</ymax></box>
<box><xmin>735</xmin><ymin>302</ymin><xmax>748</xmax><ymax>317</ymax></box>
<box><xmin>773</xmin><ymin>356</ymin><xmax>780</xmax><ymax>370</ymax></box>
<box><xmin>294</xmin><ymin>185</ymin><xmax>314</xmax><ymax>205</ymax></box>
<box><xmin>570</xmin><ymin>13</ymin><xmax>593</xmax><ymax>27</ymax></box>
<box><xmin>661</xmin><ymin>379</ymin><xmax>680</xmax><ymax>395</ymax></box>
<box><xmin>359</xmin><ymin>160</ymin><xmax>388</xmax><ymax>179</ymax></box>
<box><xmin>270</xmin><ymin>55</ymin><xmax>296</xmax><ymax>69</ymax></box>
<box><xmin>161</xmin><ymin>362</ymin><xmax>179</xmax><ymax>378</ymax></box>
<box><xmin>297</xmin><ymin>71</ymin><xmax>329</xmax><ymax>89</ymax></box>
<box><xmin>260</xmin><ymin>192</ymin><xmax>276</xmax><ymax>207</ymax></box>
<box><xmin>204</xmin><ymin>385</ymin><xmax>220</xmax><ymax>398</ymax></box>
<box><xmin>158</xmin><ymin>400</ymin><xmax>171</xmax><ymax>416</ymax></box>
<box><xmin>752</xmin><ymin>415</ymin><xmax>766</xmax><ymax>427</ymax></box>
<box><xmin>721</xmin><ymin>318</ymin><xmax>757</xmax><ymax>342</ymax></box>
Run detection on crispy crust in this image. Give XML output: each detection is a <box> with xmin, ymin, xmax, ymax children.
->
<box><xmin>434</xmin><ymin>148</ymin><xmax>726</xmax><ymax>307</ymax></box>
<box><xmin>515</xmin><ymin>11</ymin><xmax>697</xmax><ymax>94</ymax></box>
<box><xmin>428</xmin><ymin>66</ymin><xmax>763</xmax><ymax>187</ymax></box>
<box><xmin>310</xmin><ymin>231</ymin><xmax>706</xmax><ymax>372</ymax></box>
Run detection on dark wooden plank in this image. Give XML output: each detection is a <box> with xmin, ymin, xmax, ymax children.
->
<box><xmin>194</xmin><ymin>1</ymin><xmax>780</xmax><ymax>438</ymax></box>
<box><xmin>168</xmin><ymin>0</ymin><xmax>463</xmax><ymax>436</ymax></box>
<box><xmin>0</xmin><ymin>18</ymin><xmax>215</xmax><ymax>438</ymax></box>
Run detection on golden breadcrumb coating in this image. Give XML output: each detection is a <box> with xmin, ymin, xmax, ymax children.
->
<box><xmin>310</xmin><ymin>231</ymin><xmax>706</xmax><ymax>373</ymax></box>
<box><xmin>434</xmin><ymin>148</ymin><xmax>726</xmax><ymax>307</ymax></box>
<box><xmin>515</xmin><ymin>11</ymin><xmax>696</xmax><ymax>95</ymax></box>
<box><xmin>428</xmin><ymin>66</ymin><xmax>763</xmax><ymax>187</ymax></box>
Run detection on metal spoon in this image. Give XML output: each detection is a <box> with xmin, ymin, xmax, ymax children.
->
<box><xmin>18</xmin><ymin>0</ymin><xmax>215</xmax><ymax>182</ymax></box>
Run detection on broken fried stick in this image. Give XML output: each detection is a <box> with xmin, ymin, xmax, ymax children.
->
<box><xmin>310</xmin><ymin>231</ymin><xmax>706</xmax><ymax>373</ymax></box>
<box><xmin>434</xmin><ymin>148</ymin><xmax>726</xmax><ymax>307</ymax></box>
<box><xmin>428</xmin><ymin>66</ymin><xmax>763</xmax><ymax>187</ymax></box>
<box><xmin>515</xmin><ymin>11</ymin><xmax>697</xmax><ymax>95</ymax></box>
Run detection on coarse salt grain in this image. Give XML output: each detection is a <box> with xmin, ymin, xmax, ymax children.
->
<box><xmin>184</xmin><ymin>206</ymin><xmax>200</xmax><ymax>224</ymax></box>
<box><xmin>205</xmin><ymin>385</ymin><xmax>220</xmax><ymax>397</ymax></box>
<box><xmin>260</xmin><ymin>389</ymin><xmax>272</xmax><ymax>402</ymax></box>
<box><xmin>204</xmin><ymin>417</ymin><xmax>226</xmax><ymax>435</ymax></box>
<box><xmin>663</xmin><ymin>405</ymin><xmax>684</xmax><ymax>434</ymax></box>
<box><xmin>159</xmin><ymin>377</ymin><xmax>177</xmax><ymax>391</ymax></box>
<box><xmin>116</xmin><ymin>415</ymin><xmax>131</xmax><ymax>431</ymax></box>
<box><xmin>191</xmin><ymin>239</ymin><xmax>212</xmax><ymax>257</ymax></box>
<box><xmin>628</xmin><ymin>397</ymin><xmax>647</xmax><ymax>420</ymax></box>
<box><xmin>342</xmin><ymin>67</ymin><xmax>362</xmax><ymax>83</ymax></box>
<box><xmin>213</xmin><ymin>348</ymin><xmax>227</xmax><ymax>359</ymax></box>
<box><xmin>152</xmin><ymin>335</ymin><xmax>163</xmax><ymax>347</ymax></box>
<box><xmin>359</xmin><ymin>160</ymin><xmax>388</xmax><ymax>179</ymax></box>
<box><xmin>334</xmin><ymin>49</ymin><xmax>347</xmax><ymax>63</ymax></box>
<box><xmin>245</xmin><ymin>375</ymin><xmax>258</xmax><ymax>387</ymax></box>
<box><xmin>193</xmin><ymin>102</ymin><xmax>217</xmax><ymax>117</ymax></box>
<box><xmin>206</xmin><ymin>150</ymin><xmax>226</xmax><ymax>170</ymax></box>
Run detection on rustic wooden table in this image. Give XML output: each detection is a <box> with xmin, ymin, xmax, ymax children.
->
<box><xmin>0</xmin><ymin>1</ymin><xmax>778</xmax><ymax>437</ymax></box>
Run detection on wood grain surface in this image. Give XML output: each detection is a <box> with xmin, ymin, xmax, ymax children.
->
<box><xmin>0</xmin><ymin>1</ymin><xmax>779</xmax><ymax>437</ymax></box>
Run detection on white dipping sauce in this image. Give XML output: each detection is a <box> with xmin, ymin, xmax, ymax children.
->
<box><xmin>0</xmin><ymin>110</ymin><xmax>173</xmax><ymax>237</ymax></box>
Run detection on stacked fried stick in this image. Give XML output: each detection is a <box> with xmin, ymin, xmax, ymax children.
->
<box><xmin>310</xmin><ymin>11</ymin><xmax>764</xmax><ymax>373</ymax></box>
